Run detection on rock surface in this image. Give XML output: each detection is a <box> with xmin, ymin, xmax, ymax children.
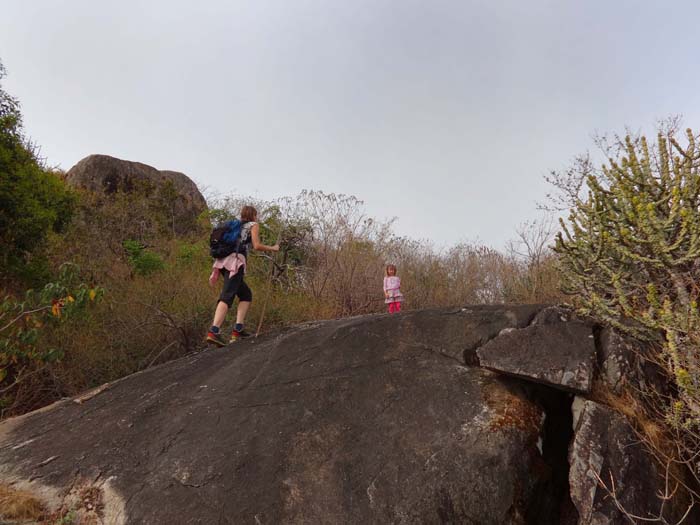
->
<box><xmin>0</xmin><ymin>305</ymin><xmax>693</xmax><ymax>524</ymax></box>
<box><xmin>394</xmin><ymin>304</ymin><xmax>543</xmax><ymax>364</ymax></box>
<box><xmin>598</xmin><ymin>327</ymin><xmax>639</xmax><ymax>394</ymax></box>
<box><xmin>569</xmin><ymin>399</ymin><xmax>687</xmax><ymax>524</ymax></box>
<box><xmin>477</xmin><ymin>316</ymin><xmax>596</xmax><ymax>393</ymax></box>
<box><xmin>65</xmin><ymin>154</ymin><xmax>207</xmax><ymax>235</ymax></box>
<box><xmin>531</xmin><ymin>305</ymin><xmax>573</xmax><ymax>326</ymax></box>
<box><xmin>0</xmin><ymin>307</ymin><xmax>559</xmax><ymax>524</ymax></box>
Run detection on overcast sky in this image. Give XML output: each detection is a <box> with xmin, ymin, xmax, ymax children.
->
<box><xmin>2</xmin><ymin>1</ymin><xmax>699</xmax><ymax>248</ymax></box>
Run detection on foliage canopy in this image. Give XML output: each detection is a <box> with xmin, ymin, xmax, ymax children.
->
<box><xmin>0</xmin><ymin>60</ymin><xmax>75</xmax><ymax>285</ymax></box>
<box><xmin>556</xmin><ymin>127</ymin><xmax>700</xmax><ymax>485</ymax></box>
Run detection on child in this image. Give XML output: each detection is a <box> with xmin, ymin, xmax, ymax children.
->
<box><xmin>206</xmin><ymin>205</ymin><xmax>279</xmax><ymax>346</ymax></box>
<box><xmin>383</xmin><ymin>264</ymin><xmax>404</xmax><ymax>313</ymax></box>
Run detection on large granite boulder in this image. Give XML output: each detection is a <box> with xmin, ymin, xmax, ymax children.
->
<box><xmin>65</xmin><ymin>154</ymin><xmax>207</xmax><ymax>236</ymax></box>
<box><xmin>0</xmin><ymin>307</ymin><xmax>565</xmax><ymax>524</ymax></box>
<box><xmin>385</xmin><ymin>304</ymin><xmax>543</xmax><ymax>364</ymax></box>
<box><xmin>597</xmin><ymin>327</ymin><xmax>669</xmax><ymax>398</ymax></box>
<box><xmin>0</xmin><ymin>305</ymin><xmax>693</xmax><ymax>524</ymax></box>
<box><xmin>569</xmin><ymin>399</ymin><xmax>689</xmax><ymax>524</ymax></box>
<box><xmin>476</xmin><ymin>311</ymin><xmax>596</xmax><ymax>394</ymax></box>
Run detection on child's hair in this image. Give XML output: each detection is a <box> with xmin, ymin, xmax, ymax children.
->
<box><xmin>385</xmin><ymin>264</ymin><xmax>397</xmax><ymax>276</ymax></box>
<box><xmin>241</xmin><ymin>205</ymin><xmax>258</xmax><ymax>222</ymax></box>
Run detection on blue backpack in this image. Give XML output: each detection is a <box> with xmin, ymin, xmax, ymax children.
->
<box><xmin>210</xmin><ymin>219</ymin><xmax>243</xmax><ymax>259</ymax></box>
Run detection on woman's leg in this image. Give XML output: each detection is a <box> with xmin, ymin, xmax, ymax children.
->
<box><xmin>207</xmin><ymin>272</ymin><xmax>234</xmax><ymax>345</ymax></box>
<box><xmin>236</xmin><ymin>301</ymin><xmax>251</xmax><ymax>325</ymax></box>
<box><xmin>388</xmin><ymin>302</ymin><xmax>395</xmax><ymax>313</ymax></box>
<box><xmin>395</xmin><ymin>302</ymin><xmax>401</xmax><ymax>312</ymax></box>
<box><xmin>212</xmin><ymin>301</ymin><xmax>229</xmax><ymax>328</ymax></box>
<box><xmin>234</xmin><ymin>279</ymin><xmax>253</xmax><ymax>330</ymax></box>
<box><xmin>212</xmin><ymin>268</ymin><xmax>242</xmax><ymax>328</ymax></box>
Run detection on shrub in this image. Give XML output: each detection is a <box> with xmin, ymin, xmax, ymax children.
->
<box><xmin>0</xmin><ymin>263</ymin><xmax>101</xmax><ymax>415</ymax></box>
<box><xmin>555</xmin><ymin>127</ymin><xmax>700</xmax><ymax>494</ymax></box>
<box><xmin>123</xmin><ymin>239</ymin><xmax>165</xmax><ymax>276</ymax></box>
<box><xmin>0</xmin><ymin>60</ymin><xmax>75</xmax><ymax>286</ymax></box>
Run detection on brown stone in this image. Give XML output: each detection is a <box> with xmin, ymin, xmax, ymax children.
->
<box><xmin>0</xmin><ymin>307</ymin><xmax>553</xmax><ymax>524</ymax></box>
<box><xmin>65</xmin><ymin>154</ymin><xmax>207</xmax><ymax>236</ymax></box>
<box><xmin>569</xmin><ymin>399</ymin><xmax>690</xmax><ymax>524</ymax></box>
<box><xmin>477</xmin><ymin>317</ymin><xmax>596</xmax><ymax>393</ymax></box>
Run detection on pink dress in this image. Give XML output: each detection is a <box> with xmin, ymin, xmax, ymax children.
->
<box><xmin>383</xmin><ymin>276</ymin><xmax>404</xmax><ymax>304</ymax></box>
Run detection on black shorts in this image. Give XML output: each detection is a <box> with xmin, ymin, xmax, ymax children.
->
<box><xmin>218</xmin><ymin>267</ymin><xmax>253</xmax><ymax>307</ymax></box>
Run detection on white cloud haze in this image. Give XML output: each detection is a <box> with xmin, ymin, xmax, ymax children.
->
<box><xmin>2</xmin><ymin>0</ymin><xmax>699</xmax><ymax>247</ymax></box>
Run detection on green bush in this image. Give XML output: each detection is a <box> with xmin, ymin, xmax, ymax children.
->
<box><xmin>123</xmin><ymin>239</ymin><xmax>165</xmax><ymax>276</ymax></box>
<box><xmin>555</xmin><ymin>127</ymin><xmax>700</xmax><ymax>488</ymax></box>
<box><xmin>0</xmin><ymin>60</ymin><xmax>75</xmax><ymax>286</ymax></box>
<box><xmin>0</xmin><ymin>263</ymin><xmax>101</xmax><ymax>414</ymax></box>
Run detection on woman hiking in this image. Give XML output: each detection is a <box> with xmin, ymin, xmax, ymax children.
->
<box><xmin>206</xmin><ymin>205</ymin><xmax>279</xmax><ymax>346</ymax></box>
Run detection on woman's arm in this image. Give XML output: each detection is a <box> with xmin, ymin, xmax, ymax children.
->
<box><xmin>251</xmin><ymin>223</ymin><xmax>279</xmax><ymax>252</ymax></box>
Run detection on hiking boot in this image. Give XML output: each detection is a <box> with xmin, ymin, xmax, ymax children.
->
<box><xmin>230</xmin><ymin>329</ymin><xmax>252</xmax><ymax>343</ymax></box>
<box><xmin>206</xmin><ymin>330</ymin><xmax>227</xmax><ymax>347</ymax></box>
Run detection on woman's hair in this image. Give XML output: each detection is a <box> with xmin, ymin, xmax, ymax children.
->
<box><xmin>385</xmin><ymin>264</ymin><xmax>397</xmax><ymax>276</ymax></box>
<box><xmin>241</xmin><ymin>205</ymin><xmax>258</xmax><ymax>222</ymax></box>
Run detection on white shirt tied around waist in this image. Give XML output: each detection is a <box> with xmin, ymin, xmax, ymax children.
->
<box><xmin>209</xmin><ymin>253</ymin><xmax>246</xmax><ymax>286</ymax></box>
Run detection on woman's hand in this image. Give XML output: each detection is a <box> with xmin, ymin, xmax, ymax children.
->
<box><xmin>271</xmin><ymin>244</ymin><xmax>280</xmax><ymax>252</ymax></box>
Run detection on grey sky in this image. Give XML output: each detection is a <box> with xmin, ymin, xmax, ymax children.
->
<box><xmin>2</xmin><ymin>1</ymin><xmax>699</xmax><ymax>248</ymax></box>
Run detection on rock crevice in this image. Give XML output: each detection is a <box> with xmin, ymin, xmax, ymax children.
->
<box><xmin>0</xmin><ymin>304</ymin><xmax>695</xmax><ymax>524</ymax></box>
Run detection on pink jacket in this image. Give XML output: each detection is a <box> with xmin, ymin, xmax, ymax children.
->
<box><xmin>383</xmin><ymin>276</ymin><xmax>404</xmax><ymax>303</ymax></box>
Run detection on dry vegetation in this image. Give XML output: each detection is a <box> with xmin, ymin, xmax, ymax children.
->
<box><xmin>0</xmin><ymin>482</ymin><xmax>46</xmax><ymax>522</ymax></box>
<box><xmin>555</xmin><ymin>122</ymin><xmax>700</xmax><ymax>520</ymax></box>
<box><xmin>1</xmin><ymin>187</ymin><xmax>564</xmax><ymax>419</ymax></box>
<box><xmin>0</xmin><ymin>55</ymin><xmax>565</xmax><ymax>420</ymax></box>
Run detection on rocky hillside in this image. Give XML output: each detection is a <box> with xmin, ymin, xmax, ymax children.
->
<box><xmin>65</xmin><ymin>154</ymin><xmax>207</xmax><ymax>236</ymax></box>
<box><xmin>0</xmin><ymin>305</ymin><xmax>692</xmax><ymax>524</ymax></box>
